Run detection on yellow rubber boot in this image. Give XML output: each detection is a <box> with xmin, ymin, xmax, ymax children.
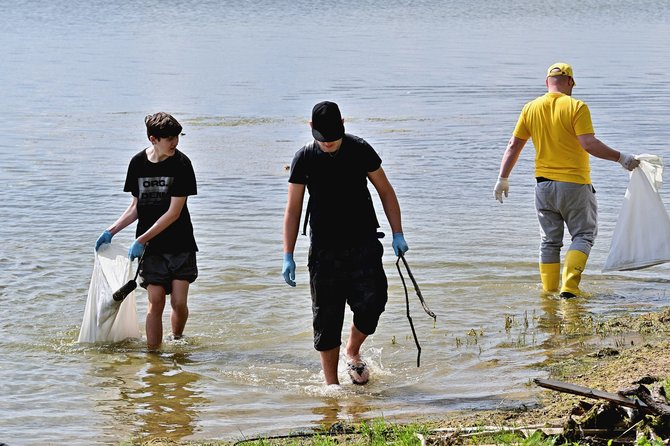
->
<box><xmin>539</xmin><ymin>263</ymin><xmax>560</xmax><ymax>292</ymax></box>
<box><xmin>560</xmin><ymin>250</ymin><xmax>588</xmax><ymax>298</ymax></box>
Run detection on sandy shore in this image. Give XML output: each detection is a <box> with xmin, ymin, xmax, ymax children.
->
<box><xmin>435</xmin><ymin>306</ymin><xmax>670</xmax><ymax>430</ymax></box>
<box><xmin>135</xmin><ymin>306</ymin><xmax>670</xmax><ymax>445</ymax></box>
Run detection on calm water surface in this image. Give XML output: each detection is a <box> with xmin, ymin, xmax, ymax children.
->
<box><xmin>1</xmin><ymin>1</ymin><xmax>670</xmax><ymax>444</ymax></box>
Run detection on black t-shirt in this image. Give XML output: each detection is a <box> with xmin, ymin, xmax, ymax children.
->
<box><xmin>288</xmin><ymin>134</ymin><xmax>381</xmax><ymax>246</ymax></box>
<box><xmin>124</xmin><ymin>149</ymin><xmax>198</xmax><ymax>254</ymax></box>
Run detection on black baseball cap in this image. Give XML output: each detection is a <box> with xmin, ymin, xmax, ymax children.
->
<box><xmin>311</xmin><ymin>101</ymin><xmax>345</xmax><ymax>142</ymax></box>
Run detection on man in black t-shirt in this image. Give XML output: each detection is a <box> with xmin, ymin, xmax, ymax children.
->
<box><xmin>282</xmin><ymin>101</ymin><xmax>408</xmax><ymax>385</ymax></box>
<box><xmin>95</xmin><ymin>112</ymin><xmax>198</xmax><ymax>350</ymax></box>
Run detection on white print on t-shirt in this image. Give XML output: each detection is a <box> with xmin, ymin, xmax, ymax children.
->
<box><xmin>139</xmin><ymin>176</ymin><xmax>173</xmax><ymax>205</ymax></box>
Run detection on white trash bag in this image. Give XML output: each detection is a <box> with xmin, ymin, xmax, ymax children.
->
<box><xmin>78</xmin><ymin>242</ymin><xmax>141</xmax><ymax>343</ymax></box>
<box><xmin>603</xmin><ymin>154</ymin><xmax>670</xmax><ymax>272</ymax></box>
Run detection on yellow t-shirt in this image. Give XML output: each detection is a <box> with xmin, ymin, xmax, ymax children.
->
<box><xmin>513</xmin><ymin>92</ymin><xmax>595</xmax><ymax>184</ymax></box>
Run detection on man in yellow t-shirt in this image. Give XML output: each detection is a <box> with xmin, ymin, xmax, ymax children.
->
<box><xmin>493</xmin><ymin>62</ymin><xmax>639</xmax><ymax>298</ymax></box>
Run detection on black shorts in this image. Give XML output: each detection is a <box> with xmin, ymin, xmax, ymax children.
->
<box><xmin>139</xmin><ymin>251</ymin><xmax>198</xmax><ymax>295</ymax></box>
<box><xmin>308</xmin><ymin>238</ymin><xmax>388</xmax><ymax>351</ymax></box>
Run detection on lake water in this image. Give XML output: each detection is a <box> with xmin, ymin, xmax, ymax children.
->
<box><xmin>1</xmin><ymin>1</ymin><xmax>670</xmax><ymax>444</ymax></box>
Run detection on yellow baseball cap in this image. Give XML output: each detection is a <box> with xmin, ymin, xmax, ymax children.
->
<box><xmin>546</xmin><ymin>62</ymin><xmax>575</xmax><ymax>85</ymax></box>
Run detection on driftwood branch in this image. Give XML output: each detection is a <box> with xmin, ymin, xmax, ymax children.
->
<box><xmin>619</xmin><ymin>385</ymin><xmax>670</xmax><ymax>417</ymax></box>
<box><xmin>534</xmin><ymin>378</ymin><xmax>654</xmax><ymax>413</ymax></box>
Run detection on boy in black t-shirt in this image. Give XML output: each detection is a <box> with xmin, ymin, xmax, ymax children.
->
<box><xmin>95</xmin><ymin>112</ymin><xmax>198</xmax><ymax>350</ymax></box>
<box><xmin>282</xmin><ymin>101</ymin><xmax>408</xmax><ymax>385</ymax></box>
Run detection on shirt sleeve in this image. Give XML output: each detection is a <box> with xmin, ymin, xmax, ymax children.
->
<box><xmin>512</xmin><ymin>107</ymin><xmax>531</xmax><ymax>140</ymax></box>
<box><xmin>361</xmin><ymin>139</ymin><xmax>382</xmax><ymax>172</ymax></box>
<box><xmin>123</xmin><ymin>156</ymin><xmax>139</xmax><ymax>196</ymax></box>
<box><xmin>573</xmin><ymin>101</ymin><xmax>595</xmax><ymax>136</ymax></box>
<box><xmin>171</xmin><ymin>155</ymin><xmax>197</xmax><ymax>197</ymax></box>
<box><xmin>288</xmin><ymin>147</ymin><xmax>308</xmax><ymax>184</ymax></box>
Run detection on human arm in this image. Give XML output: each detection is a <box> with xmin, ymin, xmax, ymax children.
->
<box><xmin>494</xmin><ymin>135</ymin><xmax>527</xmax><ymax>203</ymax></box>
<box><xmin>107</xmin><ymin>196</ymin><xmax>139</xmax><ymax>235</ymax></box>
<box><xmin>368</xmin><ymin>167</ymin><xmax>407</xmax><ymax>256</ymax></box>
<box><xmin>498</xmin><ymin>136</ymin><xmax>527</xmax><ymax>178</ymax></box>
<box><xmin>282</xmin><ymin>182</ymin><xmax>305</xmax><ymax>286</ymax></box>
<box><xmin>135</xmin><ymin>196</ymin><xmax>187</xmax><ymax>246</ymax></box>
<box><xmin>95</xmin><ymin>197</ymin><xmax>139</xmax><ymax>250</ymax></box>
<box><xmin>577</xmin><ymin>133</ymin><xmax>639</xmax><ymax>170</ymax></box>
<box><xmin>126</xmin><ymin>196</ymin><xmax>187</xmax><ymax>260</ymax></box>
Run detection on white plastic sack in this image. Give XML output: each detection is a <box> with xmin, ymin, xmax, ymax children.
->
<box><xmin>78</xmin><ymin>242</ymin><xmax>141</xmax><ymax>343</ymax></box>
<box><xmin>603</xmin><ymin>154</ymin><xmax>670</xmax><ymax>272</ymax></box>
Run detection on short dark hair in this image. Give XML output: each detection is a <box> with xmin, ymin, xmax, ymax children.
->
<box><xmin>145</xmin><ymin>112</ymin><xmax>182</xmax><ymax>139</ymax></box>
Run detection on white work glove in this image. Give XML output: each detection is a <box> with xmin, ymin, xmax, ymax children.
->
<box><xmin>494</xmin><ymin>177</ymin><xmax>509</xmax><ymax>203</ymax></box>
<box><xmin>618</xmin><ymin>152</ymin><xmax>640</xmax><ymax>171</ymax></box>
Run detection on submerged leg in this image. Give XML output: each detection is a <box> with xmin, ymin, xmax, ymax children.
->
<box><xmin>320</xmin><ymin>346</ymin><xmax>341</xmax><ymax>385</ymax></box>
<box><xmin>146</xmin><ymin>284</ymin><xmax>167</xmax><ymax>350</ymax></box>
<box><xmin>169</xmin><ymin>279</ymin><xmax>190</xmax><ymax>338</ymax></box>
<box><xmin>539</xmin><ymin>262</ymin><xmax>561</xmax><ymax>292</ymax></box>
<box><xmin>560</xmin><ymin>250</ymin><xmax>589</xmax><ymax>298</ymax></box>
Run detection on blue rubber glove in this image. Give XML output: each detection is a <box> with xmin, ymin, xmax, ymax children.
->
<box><xmin>128</xmin><ymin>240</ymin><xmax>145</xmax><ymax>260</ymax></box>
<box><xmin>282</xmin><ymin>253</ymin><xmax>296</xmax><ymax>287</ymax></box>
<box><xmin>392</xmin><ymin>232</ymin><xmax>409</xmax><ymax>257</ymax></box>
<box><xmin>95</xmin><ymin>230</ymin><xmax>113</xmax><ymax>251</ymax></box>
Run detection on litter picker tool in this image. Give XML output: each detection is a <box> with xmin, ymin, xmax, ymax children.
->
<box><xmin>112</xmin><ymin>247</ymin><xmax>146</xmax><ymax>302</ymax></box>
<box><xmin>395</xmin><ymin>252</ymin><xmax>436</xmax><ymax>367</ymax></box>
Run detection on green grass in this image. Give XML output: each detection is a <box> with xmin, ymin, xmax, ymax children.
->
<box><xmin>120</xmin><ymin>416</ymin><xmax>669</xmax><ymax>446</ymax></box>
<box><xmin>235</xmin><ymin>419</ymin><xmax>428</xmax><ymax>445</ymax></box>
